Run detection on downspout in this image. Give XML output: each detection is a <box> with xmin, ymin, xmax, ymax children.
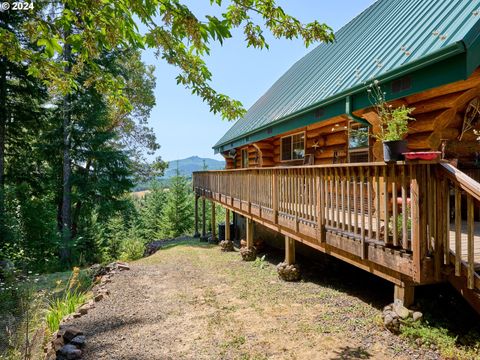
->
<box><xmin>345</xmin><ymin>95</ymin><xmax>370</xmax><ymax>126</ymax></box>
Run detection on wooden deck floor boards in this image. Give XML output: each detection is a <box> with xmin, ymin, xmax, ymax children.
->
<box><xmin>449</xmin><ymin>221</ymin><xmax>480</xmax><ymax>265</ymax></box>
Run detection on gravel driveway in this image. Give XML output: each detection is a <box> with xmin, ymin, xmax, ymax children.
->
<box><xmin>70</xmin><ymin>240</ymin><xmax>440</xmax><ymax>359</ymax></box>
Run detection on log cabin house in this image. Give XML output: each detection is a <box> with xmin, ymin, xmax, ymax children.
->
<box><xmin>193</xmin><ymin>0</ymin><xmax>480</xmax><ymax>313</ymax></box>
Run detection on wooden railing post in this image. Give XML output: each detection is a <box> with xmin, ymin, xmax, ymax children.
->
<box><xmin>247</xmin><ymin>171</ymin><xmax>252</xmax><ymax>214</ymax></box>
<box><xmin>317</xmin><ymin>169</ymin><xmax>325</xmax><ymax>243</ymax></box>
<box><xmin>272</xmin><ymin>171</ymin><xmax>278</xmax><ymax>224</ymax></box>
<box><xmin>467</xmin><ymin>195</ymin><xmax>475</xmax><ymax>289</ymax></box>
<box><xmin>410</xmin><ymin>165</ymin><xmax>427</xmax><ymax>283</ymax></box>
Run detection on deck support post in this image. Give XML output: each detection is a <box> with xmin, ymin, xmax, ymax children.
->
<box><xmin>225</xmin><ymin>209</ymin><xmax>231</xmax><ymax>241</ymax></box>
<box><xmin>285</xmin><ymin>236</ymin><xmax>295</xmax><ymax>265</ymax></box>
<box><xmin>277</xmin><ymin>236</ymin><xmax>301</xmax><ymax>281</ymax></box>
<box><xmin>211</xmin><ymin>200</ymin><xmax>216</xmax><ymax>242</ymax></box>
<box><xmin>219</xmin><ymin>208</ymin><xmax>235</xmax><ymax>251</ymax></box>
<box><xmin>240</xmin><ymin>217</ymin><xmax>256</xmax><ymax>261</ymax></box>
<box><xmin>246</xmin><ymin>217</ymin><xmax>254</xmax><ymax>248</ymax></box>
<box><xmin>194</xmin><ymin>195</ymin><xmax>200</xmax><ymax>238</ymax></box>
<box><xmin>201</xmin><ymin>197</ymin><xmax>207</xmax><ymax>241</ymax></box>
<box><xmin>394</xmin><ymin>283</ymin><xmax>415</xmax><ymax>308</ymax></box>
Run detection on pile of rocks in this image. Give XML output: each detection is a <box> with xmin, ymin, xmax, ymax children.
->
<box><xmin>91</xmin><ymin>262</ymin><xmax>130</xmax><ymax>302</ymax></box>
<box><xmin>144</xmin><ymin>236</ymin><xmax>193</xmax><ymax>256</ymax></box>
<box><xmin>45</xmin><ymin>326</ymin><xmax>85</xmax><ymax>360</ymax></box>
<box><xmin>382</xmin><ymin>302</ymin><xmax>423</xmax><ymax>333</ymax></box>
<box><xmin>144</xmin><ymin>240</ymin><xmax>167</xmax><ymax>256</ymax></box>
<box><xmin>276</xmin><ymin>262</ymin><xmax>301</xmax><ymax>282</ymax></box>
<box><xmin>219</xmin><ymin>240</ymin><xmax>234</xmax><ymax>252</ymax></box>
<box><xmin>44</xmin><ymin>262</ymin><xmax>130</xmax><ymax>359</ymax></box>
<box><xmin>240</xmin><ymin>246</ymin><xmax>257</xmax><ymax>261</ymax></box>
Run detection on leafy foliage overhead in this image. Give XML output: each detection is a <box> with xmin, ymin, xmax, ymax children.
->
<box><xmin>0</xmin><ymin>0</ymin><xmax>334</xmax><ymax>120</ymax></box>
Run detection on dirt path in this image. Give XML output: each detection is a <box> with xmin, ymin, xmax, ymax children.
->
<box><xmin>71</xmin><ymin>241</ymin><xmax>438</xmax><ymax>359</ymax></box>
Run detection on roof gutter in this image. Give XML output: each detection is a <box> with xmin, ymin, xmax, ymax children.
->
<box><xmin>214</xmin><ymin>42</ymin><xmax>466</xmax><ymax>152</ymax></box>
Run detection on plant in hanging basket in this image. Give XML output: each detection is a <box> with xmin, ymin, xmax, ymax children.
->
<box><xmin>367</xmin><ymin>80</ymin><xmax>415</xmax><ymax>162</ymax></box>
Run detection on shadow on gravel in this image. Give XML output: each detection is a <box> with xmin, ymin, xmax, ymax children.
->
<box><xmin>331</xmin><ymin>345</ymin><xmax>372</xmax><ymax>359</ymax></box>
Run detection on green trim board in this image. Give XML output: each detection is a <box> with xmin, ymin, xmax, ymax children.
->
<box><xmin>214</xmin><ymin>0</ymin><xmax>480</xmax><ymax>154</ymax></box>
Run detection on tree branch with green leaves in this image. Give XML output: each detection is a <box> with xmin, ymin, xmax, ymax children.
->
<box><xmin>1</xmin><ymin>0</ymin><xmax>334</xmax><ymax>120</ymax></box>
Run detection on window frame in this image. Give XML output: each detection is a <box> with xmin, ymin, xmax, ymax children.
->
<box><xmin>347</xmin><ymin>121</ymin><xmax>371</xmax><ymax>163</ymax></box>
<box><xmin>280</xmin><ymin>131</ymin><xmax>306</xmax><ymax>162</ymax></box>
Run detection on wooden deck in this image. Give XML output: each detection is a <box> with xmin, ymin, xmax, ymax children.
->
<box><xmin>193</xmin><ymin>162</ymin><xmax>480</xmax><ymax>312</ymax></box>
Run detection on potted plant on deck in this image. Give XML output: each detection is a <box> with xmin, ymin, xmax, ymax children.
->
<box><xmin>368</xmin><ymin>80</ymin><xmax>415</xmax><ymax>162</ymax></box>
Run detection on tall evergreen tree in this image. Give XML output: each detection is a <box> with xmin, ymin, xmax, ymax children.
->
<box><xmin>139</xmin><ymin>182</ymin><xmax>167</xmax><ymax>241</ymax></box>
<box><xmin>160</xmin><ymin>165</ymin><xmax>193</xmax><ymax>238</ymax></box>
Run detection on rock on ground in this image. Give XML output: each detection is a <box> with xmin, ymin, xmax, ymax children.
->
<box><xmin>277</xmin><ymin>262</ymin><xmax>301</xmax><ymax>282</ymax></box>
<box><xmin>240</xmin><ymin>246</ymin><xmax>257</xmax><ymax>261</ymax></box>
<box><xmin>219</xmin><ymin>240</ymin><xmax>234</xmax><ymax>252</ymax></box>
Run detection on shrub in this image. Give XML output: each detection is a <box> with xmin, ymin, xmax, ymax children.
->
<box><xmin>120</xmin><ymin>228</ymin><xmax>145</xmax><ymax>261</ymax></box>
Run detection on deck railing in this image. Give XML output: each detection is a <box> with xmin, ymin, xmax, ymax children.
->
<box><xmin>194</xmin><ymin>162</ymin><xmax>450</xmax><ymax>280</ymax></box>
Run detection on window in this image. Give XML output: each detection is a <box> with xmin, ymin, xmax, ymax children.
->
<box><xmin>349</xmin><ymin>123</ymin><xmax>369</xmax><ymax>149</ymax></box>
<box><xmin>241</xmin><ymin>148</ymin><xmax>249</xmax><ymax>168</ymax></box>
<box><xmin>281</xmin><ymin>132</ymin><xmax>305</xmax><ymax>161</ymax></box>
<box><xmin>348</xmin><ymin>122</ymin><xmax>370</xmax><ymax>163</ymax></box>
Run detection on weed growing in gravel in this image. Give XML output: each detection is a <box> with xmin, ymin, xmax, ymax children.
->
<box><xmin>253</xmin><ymin>255</ymin><xmax>267</xmax><ymax>269</ymax></box>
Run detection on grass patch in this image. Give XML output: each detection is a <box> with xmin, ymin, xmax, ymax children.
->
<box><xmin>1</xmin><ymin>267</ymin><xmax>93</xmax><ymax>359</ymax></box>
<box><xmin>400</xmin><ymin>322</ymin><xmax>480</xmax><ymax>359</ymax></box>
<box><xmin>399</xmin><ymin>284</ymin><xmax>480</xmax><ymax>359</ymax></box>
<box><xmin>45</xmin><ymin>267</ymin><xmax>92</xmax><ymax>334</ymax></box>
<box><xmin>45</xmin><ymin>289</ymin><xmax>88</xmax><ymax>333</ymax></box>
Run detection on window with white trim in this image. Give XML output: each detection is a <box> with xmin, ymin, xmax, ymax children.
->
<box><xmin>281</xmin><ymin>132</ymin><xmax>305</xmax><ymax>161</ymax></box>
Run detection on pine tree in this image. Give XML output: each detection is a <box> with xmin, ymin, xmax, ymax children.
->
<box><xmin>140</xmin><ymin>181</ymin><xmax>167</xmax><ymax>241</ymax></box>
<box><xmin>160</xmin><ymin>166</ymin><xmax>193</xmax><ymax>238</ymax></box>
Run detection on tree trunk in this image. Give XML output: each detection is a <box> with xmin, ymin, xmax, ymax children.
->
<box><xmin>0</xmin><ymin>57</ymin><xmax>6</xmax><ymax>245</ymax></box>
<box><xmin>60</xmin><ymin>38</ymin><xmax>72</xmax><ymax>264</ymax></box>
<box><xmin>71</xmin><ymin>160</ymin><xmax>91</xmax><ymax>238</ymax></box>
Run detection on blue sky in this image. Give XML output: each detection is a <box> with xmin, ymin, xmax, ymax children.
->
<box><xmin>142</xmin><ymin>0</ymin><xmax>376</xmax><ymax>162</ymax></box>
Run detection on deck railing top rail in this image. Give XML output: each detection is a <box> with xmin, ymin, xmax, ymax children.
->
<box><xmin>440</xmin><ymin>162</ymin><xmax>480</xmax><ymax>202</ymax></box>
<box><xmin>192</xmin><ymin>161</ymin><xmax>439</xmax><ymax>174</ymax></box>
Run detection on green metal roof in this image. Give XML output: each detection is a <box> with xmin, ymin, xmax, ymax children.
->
<box><xmin>214</xmin><ymin>0</ymin><xmax>480</xmax><ymax>153</ymax></box>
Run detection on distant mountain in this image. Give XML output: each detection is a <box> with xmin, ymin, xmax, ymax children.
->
<box><xmin>163</xmin><ymin>156</ymin><xmax>225</xmax><ymax>178</ymax></box>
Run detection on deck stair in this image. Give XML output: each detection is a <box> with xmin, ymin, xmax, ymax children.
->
<box><xmin>439</xmin><ymin>163</ymin><xmax>480</xmax><ymax>313</ymax></box>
